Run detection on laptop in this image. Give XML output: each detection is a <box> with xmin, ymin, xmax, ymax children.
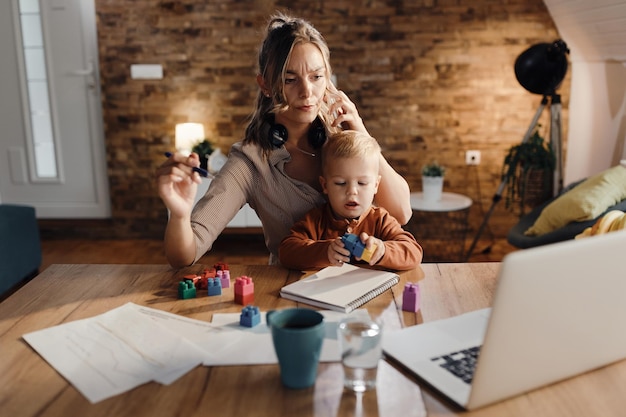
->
<box><xmin>383</xmin><ymin>230</ymin><xmax>626</xmax><ymax>410</ymax></box>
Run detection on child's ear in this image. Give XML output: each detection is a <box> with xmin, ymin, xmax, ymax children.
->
<box><xmin>319</xmin><ymin>176</ymin><xmax>328</xmax><ymax>194</ymax></box>
<box><xmin>374</xmin><ymin>175</ymin><xmax>381</xmax><ymax>193</ymax></box>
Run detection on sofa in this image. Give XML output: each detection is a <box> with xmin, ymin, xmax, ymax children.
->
<box><xmin>0</xmin><ymin>204</ymin><xmax>42</xmax><ymax>298</ymax></box>
<box><xmin>507</xmin><ymin>165</ymin><xmax>626</xmax><ymax>248</ymax></box>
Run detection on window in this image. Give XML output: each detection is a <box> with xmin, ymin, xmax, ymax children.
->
<box><xmin>17</xmin><ymin>0</ymin><xmax>58</xmax><ymax>179</ymax></box>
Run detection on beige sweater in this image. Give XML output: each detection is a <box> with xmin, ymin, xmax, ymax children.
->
<box><xmin>191</xmin><ymin>141</ymin><xmax>325</xmax><ymax>264</ymax></box>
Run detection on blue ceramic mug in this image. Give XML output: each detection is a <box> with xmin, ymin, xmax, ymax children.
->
<box><xmin>266</xmin><ymin>308</ymin><xmax>325</xmax><ymax>389</ymax></box>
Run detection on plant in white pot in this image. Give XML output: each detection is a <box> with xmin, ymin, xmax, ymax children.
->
<box><xmin>421</xmin><ymin>161</ymin><xmax>446</xmax><ymax>202</ymax></box>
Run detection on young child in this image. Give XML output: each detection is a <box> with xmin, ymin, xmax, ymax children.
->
<box><xmin>278</xmin><ymin>130</ymin><xmax>423</xmax><ymax>271</ymax></box>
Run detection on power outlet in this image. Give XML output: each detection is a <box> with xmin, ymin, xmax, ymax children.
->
<box><xmin>466</xmin><ymin>150</ymin><xmax>481</xmax><ymax>165</ymax></box>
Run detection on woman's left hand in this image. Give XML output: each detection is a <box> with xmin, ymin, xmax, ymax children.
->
<box><xmin>326</xmin><ymin>86</ymin><xmax>368</xmax><ymax>134</ymax></box>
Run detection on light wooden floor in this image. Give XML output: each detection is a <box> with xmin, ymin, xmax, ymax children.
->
<box><xmin>39</xmin><ymin>234</ymin><xmax>517</xmax><ymax>273</ymax></box>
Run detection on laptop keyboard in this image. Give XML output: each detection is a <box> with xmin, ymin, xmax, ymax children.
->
<box><xmin>430</xmin><ymin>346</ymin><xmax>481</xmax><ymax>384</ymax></box>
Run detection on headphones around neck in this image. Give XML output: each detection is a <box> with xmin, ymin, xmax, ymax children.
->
<box><xmin>265</xmin><ymin>114</ymin><xmax>327</xmax><ymax>150</ymax></box>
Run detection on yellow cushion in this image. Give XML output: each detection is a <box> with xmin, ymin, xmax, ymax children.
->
<box><xmin>524</xmin><ymin>165</ymin><xmax>626</xmax><ymax>236</ymax></box>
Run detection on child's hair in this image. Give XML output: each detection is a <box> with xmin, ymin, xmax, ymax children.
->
<box><xmin>321</xmin><ymin>130</ymin><xmax>381</xmax><ymax>174</ymax></box>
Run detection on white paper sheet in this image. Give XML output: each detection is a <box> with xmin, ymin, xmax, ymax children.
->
<box><xmin>22</xmin><ymin>303</ymin><xmax>369</xmax><ymax>403</ymax></box>
<box><xmin>206</xmin><ymin>309</ymin><xmax>370</xmax><ymax>366</ymax></box>
<box><xmin>23</xmin><ymin>303</ymin><xmax>206</xmax><ymax>403</ymax></box>
<box><xmin>131</xmin><ymin>304</ymin><xmax>369</xmax><ymax>366</ymax></box>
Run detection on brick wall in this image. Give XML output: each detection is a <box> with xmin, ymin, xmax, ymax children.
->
<box><xmin>92</xmin><ymin>0</ymin><xmax>568</xmax><ymax>244</ymax></box>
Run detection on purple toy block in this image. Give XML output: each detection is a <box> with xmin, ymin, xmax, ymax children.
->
<box><xmin>207</xmin><ymin>278</ymin><xmax>222</xmax><ymax>296</ymax></box>
<box><xmin>217</xmin><ymin>269</ymin><xmax>230</xmax><ymax>288</ymax></box>
<box><xmin>402</xmin><ymin>282</ymin><xmax>421</xmax><ymax>312</ymax></box>
<box><xmin>239</xmin><ymin>305</ymin><xmax>261</xmax><ymax>327</ymax></box>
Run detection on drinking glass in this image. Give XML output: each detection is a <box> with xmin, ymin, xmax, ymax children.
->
<box><xmin>338</xmin><ymin>316</ymin><xmax>383</xmax><ymax>392</ymax></box>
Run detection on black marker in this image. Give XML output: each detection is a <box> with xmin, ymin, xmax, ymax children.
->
<box><xmin>164</xmin><ymin>152</ymin><xmax>210</xmax><ymax>178</ymax></box>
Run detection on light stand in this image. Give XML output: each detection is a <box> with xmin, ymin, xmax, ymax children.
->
<box><xmin>549</xmin><ymin>94</ymin><xmax>563</xmax><ymax>196</ymax></box>
<box><xmin>464</xmin><ymin>40</ymin><xmax>569</xmax><ymax>261</ymax></box>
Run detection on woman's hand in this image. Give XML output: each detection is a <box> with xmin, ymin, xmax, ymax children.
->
<box><xmin>328</xmin><ymin>237</ymin><xmax>351</xmax><ymax>266</ymax></box>
<box><xmin>326</xmin><ymin>85</ymin><xmax>368</xmax><ymax>134</ymax></box>
<box><xmin>156</xmin><ymin>152</ymin><xmax>203</xmax><ymax>218</ymax></box>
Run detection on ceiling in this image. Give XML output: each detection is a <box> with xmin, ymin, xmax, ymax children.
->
<box><xmin>543</xmin><ymin>0</ymin><xmax>626</xmax><ymax>62</ymax></box>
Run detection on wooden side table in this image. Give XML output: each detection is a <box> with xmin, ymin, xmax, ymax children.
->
<box><xmin>407</xmin><ymin>192</ymin><xmax>472</xmax><ymax>262</ymax></box>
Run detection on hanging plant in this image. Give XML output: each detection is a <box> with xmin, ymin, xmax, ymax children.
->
<box><xmin>502</xmin><ymin>127</ymin><xmax>556</xmax><ymax>214</ymax></box>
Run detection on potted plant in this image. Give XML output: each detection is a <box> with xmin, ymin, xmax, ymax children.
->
<box><xmin>502</xmin><ymin>127</ymin><xmax>555</xmax><ymax>215</ymax></box>
<box><xmin>421</xmin><ymin>161</ymin><xmax>446</xmax><ymax>202</ymax></box>
<box><xmin>191</xmin><ymin>139</ymin><xmax>215</xmax><ymax>171</ymax></box>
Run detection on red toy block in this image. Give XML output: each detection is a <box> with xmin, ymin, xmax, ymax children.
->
<box><xmin>234</xmin><ymin>276</ymin><xmax>254</xmax><ymax>305</ymax></box>
<box><xmin>402</xmin><ymin>282</ymin><xmax>421</xmax><ymax>312</ymax></box>
<box><xmin>184</xmin><ymin>274</ymin><xmax>208</xmax><ymax>290</ymax></box>
<box><xmin>213</xmin><ymin>262</ymin><xmax>229</xmax><ymax>271</ymax></box>
<box><xmin>202</xmin><ymin>268</ymin><xmax>217</xmax><ymax>279</ymax></box>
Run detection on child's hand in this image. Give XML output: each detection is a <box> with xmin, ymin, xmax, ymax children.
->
<box><xmin>357</xmin><ymin>232</ymin><xmax>385</xmax><ymax>266</ymax></box>
<box><xmin>328</xmin><ymin>237</ymin><xmax>351</xmax><ymax>266</ymax></box>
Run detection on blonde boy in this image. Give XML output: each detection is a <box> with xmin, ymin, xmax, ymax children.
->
<box><xmin>279</xmin><ymin>130</ymin><xmax>422</xmax><ymax>270</ymax></box>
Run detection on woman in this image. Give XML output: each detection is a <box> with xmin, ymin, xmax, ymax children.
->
<box><xmin>157</xmin><ymin>12</ymin><xmax>411</xmax><ymax>268</ymax></box>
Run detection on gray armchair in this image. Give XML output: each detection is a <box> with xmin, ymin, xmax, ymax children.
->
<box><xmin>507</xmin><ymin>180</ymin><xmax>626</xmax><ymax>248</ymax></box>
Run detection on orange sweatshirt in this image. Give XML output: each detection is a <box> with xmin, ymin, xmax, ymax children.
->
<box><xmin>278</xmin><ymin>204</ymin><xmax>422</xmax><ymax>271</ymax></box>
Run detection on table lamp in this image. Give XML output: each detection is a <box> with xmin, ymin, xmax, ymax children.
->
<box><xmin>175</xmin><ymin>123</ymin><xmax>204</xmax><ymax>156</ymax></box>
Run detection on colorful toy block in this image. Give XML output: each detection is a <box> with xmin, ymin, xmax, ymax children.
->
<box><xmin>201</xmin><ymin>268</ymin><xmax>217</xmax><ymax>279</ymax></box>
<box><xmin>184</xmin><ymin>273</ymin><xmax>208</xmax><ymax>290</ymax></box>
<box><xmin>402</xmin><ymin>282</ymin><xmax>421</xmax><ymax>312</ymax></box>
<box><xmin>341</xmin><ymin>233</ymin><xmax>377</xmax><ymax>262</ymax></box>
<box><xmin>178</xmin><ymin>280</ymin><xmax>197</xmax><ymax>299</ymax></box>
<box><xmin>217</xmin><ymin>269</ymin><xmax>231</xmax><ymax>288</ymax></box>
<box><xmin>234</xmin><ymin>276</ymin><xmax>254</xmax><ymax>305</ymax></box>
<box><xmin>213</xmin><ymin>262</ymin><xmax>229</xmax><ymax>271</ymax></box>
<box><xmin>239</xmin><ymin>305</ymin><xmax>261</xmax><ymax>327</ymax></box>
<box><xmin>207</xmin><ymin>278</ymin><xmax>222</xmax><ymax>296</ymax></box>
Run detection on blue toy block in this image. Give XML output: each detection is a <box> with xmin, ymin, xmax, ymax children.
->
<box><xmin>217</xmin><ymin>269</ymin><xmax>230</xmax><ymax>288</ymax></box>
<box><xmin>402</xmin><ymin>282</ymin><xmax>421</xmax><ymax>312</ymax></box>
<box><xmin>178</xmin><ymin>280</ymin><xmax>196</xmax><ymax>299</ymax></box>
<box><xmin>342</xmin><ymin>233</ymin><xmax>365</xmax><ymax>258</ymax></box>
<box><xmin>341</xmin><ymin>233</ymin><xmax>376</xmax><ymax>262</ymax></box>
<box><xmin>240</xmin><ymin>305</ymin><xmax>261</xmax><ymax>327</ymax></box>
<box><xmin>207</xmin><ymin>278</ymin><xmax>222</xmax><ymax>296</ymax></box>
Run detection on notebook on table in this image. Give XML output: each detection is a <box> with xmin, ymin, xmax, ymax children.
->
<box><xmin>383</xmin><ymin>231</ymin><xmax>626</xmax><ymax>410</ymax></box>
<box><xmin>280</xmin><ymin>263</ymin><xmax>399</xmax><ymax>313</ymax></box>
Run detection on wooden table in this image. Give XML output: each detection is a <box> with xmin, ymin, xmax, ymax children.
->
<box><xmin>1</xmin><ymin>263</ymin><xmax>625</xmax><ymax>416</ymax></box>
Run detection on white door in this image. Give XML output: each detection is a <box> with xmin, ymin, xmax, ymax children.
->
<box><xmin>0</xmin><ymin>0</ymin><xmax>110</xmax><ymax>218</ymax></box>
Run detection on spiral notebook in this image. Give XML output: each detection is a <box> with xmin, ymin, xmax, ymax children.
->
<box><xmin>280</xmin><ymin>263</ymin><xmax>399</xmax><ymax>313</ymax></box>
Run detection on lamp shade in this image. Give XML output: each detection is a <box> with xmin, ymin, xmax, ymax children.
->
<box><xmin>514</xmin><ymin>40</ymin><xmax>569</xmax><ymax>95</ymax></box>
<box><xmin>175</xmin><ymin>123</ymin><xmax>204</xmax><ymax>155</ymax></box>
